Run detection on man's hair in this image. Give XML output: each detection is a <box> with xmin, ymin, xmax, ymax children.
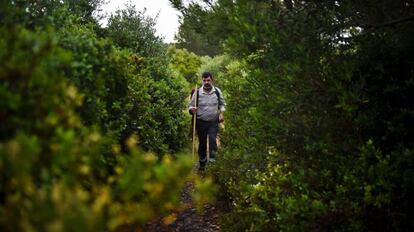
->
<box><xmin>202</xmin><ymin>71</ymin><xmax>213</xmax><ymax>79</ymax></box>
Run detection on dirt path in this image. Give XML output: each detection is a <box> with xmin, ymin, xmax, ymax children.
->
<box><xmin>145</xmin><ymin>173</ymin><xmax>221</xmax><ymax>232</ymax></box>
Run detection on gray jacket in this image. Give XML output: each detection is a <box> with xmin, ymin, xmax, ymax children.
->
<box><xmin>188</xmin><ymin>86</ymin><xmax>226</xmax><ymax>122</ymax></box>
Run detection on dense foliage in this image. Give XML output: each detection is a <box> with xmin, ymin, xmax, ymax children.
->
<box><xmin>2</xmin><ymin>0</ymin><xmax>413</xmax><ymax>230</ymax></box>
<box><xmin>173</xmin><ymin>2</ymin><xmax>223</xmax><ymax>57</ymax></box>
<box><xmin>172</xmin><ymin>0</ymin><xmax>414</xmax><ymax>231</ymax></box>
<box><xmin>167</xmin><ymin>45</ymin><xmax>202</xmax><ymax>86</ymax></box>
<box><xmin>0</xmin><ymin>1</ymin><xmax>214</xmax><ymax>231</ymax></box>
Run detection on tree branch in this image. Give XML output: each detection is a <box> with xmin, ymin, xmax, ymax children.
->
<box><xmin>350</xmin><ymin>14</ymin><xmax>414</xmax><ymax>29</ymax></box>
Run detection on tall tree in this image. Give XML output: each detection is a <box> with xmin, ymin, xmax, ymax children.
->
<box><xmin>104</xmin><ymin>3</ymin><xmax>165</xmax><ymax>57</ymax></box>
<box><xmin>170</xmin><ymin>1</ymin><xmax>225</xmax><ymax>56</ymax></box>
<box><xmin>0</xmin><ymin>0</ymin><xmax>104</xmax><ymax>28</ymax></box>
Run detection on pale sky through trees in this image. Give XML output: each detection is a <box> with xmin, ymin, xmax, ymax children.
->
<box><xmin>100</xmin><ymin>0</ymin><xmax>180</xmax><ymax>43</ymax></box>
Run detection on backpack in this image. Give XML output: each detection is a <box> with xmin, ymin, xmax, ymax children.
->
<box><xmin>189</xmin><ymin>87</ymin><xmax>222</xmax><ymax>115</ymax></box>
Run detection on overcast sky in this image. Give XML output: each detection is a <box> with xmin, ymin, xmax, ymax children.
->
<box><xmin>100</xmin><ymin>0</ymin><xmax>181</xmax><ymax>43</ymax></box>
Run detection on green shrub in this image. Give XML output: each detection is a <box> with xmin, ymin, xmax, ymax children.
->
<box><xmin>0</xmin><ymin>25</ymin><xmax>213</xmax><ymax>232</ymax></box>
<box><xmin>177</xmin><ymin>1</ymin><xmax>414</xmax><ymax>230</ymax></box>
<box><xmin>57</xmin><ymin>23</ymin><xmax>189</xmax><ymax>155</ymax></box>
<box><xmin>167</xmin><ymin>45</ymin><xmax>202</xmax><ymax>86</ymax></box>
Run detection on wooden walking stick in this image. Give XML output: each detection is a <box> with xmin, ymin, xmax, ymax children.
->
<box><xmin>192</xmin><ymin>85</ymin><xmax>198</xmax><ymax>160</ymax></box>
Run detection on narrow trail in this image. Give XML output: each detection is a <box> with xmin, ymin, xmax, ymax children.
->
<box><xmin>145</xmin><ymin>129</ymin><xmax>223</xmax><ymax>231</ymax></box>
<box><xmin>145</xmin><ymin>169</ymin><xmax>221</xmax><ymax>232</ymax></box>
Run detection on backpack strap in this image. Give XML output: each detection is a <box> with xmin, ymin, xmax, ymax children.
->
<box><xmin>196</xmin><ymin>87</ymin><xmax>199</xmax><ymax>108</ymax></box>
<box><xmin>195</xmin><ymin>87</ymin><xmax>222</xmax><ymax>109</ymax></box>
<box><xmin>214</xmin><ymin>87</ymin><xmax>222</xmax><ymax>109</ymax></box>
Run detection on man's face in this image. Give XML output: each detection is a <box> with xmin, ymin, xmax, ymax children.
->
<box><xmin>202</xmin><ymin>77</ymin><xmax>213</xmax><ymax>88</ymax></box>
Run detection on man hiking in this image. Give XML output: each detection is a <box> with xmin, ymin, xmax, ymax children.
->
<box><xmin>189</xmin><ymin>72</ymin><xmax>226</xmax><ymax>171</ymax></box>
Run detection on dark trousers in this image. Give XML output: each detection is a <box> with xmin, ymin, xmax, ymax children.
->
<box><xmin>196</xmin><ymin>119</ymin><xmax>219</xmax><ymax>167</ymax></box>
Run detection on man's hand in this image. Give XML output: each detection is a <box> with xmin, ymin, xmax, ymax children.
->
<box><xmin>219</xmin><ymin>112</ymin><xmax>224</xmax><ymax>123</ymax></box>
<box><xmin>190</xmin><ymin>107</ymin><xmax>198</xmax><ymax>114</ymax></box>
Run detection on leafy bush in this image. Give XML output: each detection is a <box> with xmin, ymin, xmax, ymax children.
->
<box><xmin>0</xmin><ymin>1</ymin><xmax>218</xmax><ymax>228</ymax></box>
<box><xmin>0</xmin><ymin>8</ymin><xmax>213</xmax><ymax>232</ymax></box>
<box><xmin>167</xmin><ymin>45</ymin><xmax>202</xmax><ymax>86</ymax></box>
<box><xmin>186</xmin><ymin>1</ymin><xmax>414</xmax><ymax>230</ymax></box>
<box><xmin>57</xmin><ymin>20</ymin><xmax>188</xmax><ymax>156</ymax></box>
<box><xmin>104</xmin><ymin>3</ymin><xmax>164</xmax><ymax>57</ymax></box>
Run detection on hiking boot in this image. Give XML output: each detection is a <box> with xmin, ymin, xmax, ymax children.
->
<box><xmin>198</xmin><ymin>161</ymin><xmax>206</xmax><ymax>171</ymax></box>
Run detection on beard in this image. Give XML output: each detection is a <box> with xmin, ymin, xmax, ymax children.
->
<box><xmin>203</xmin><ymin>84</ymin><xmax>212</xmax><ymax>91</ymax></box>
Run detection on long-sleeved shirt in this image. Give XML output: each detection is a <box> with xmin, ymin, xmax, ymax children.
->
<box><xmin>188</xmin><ymin>86</ymin><xmax>226</xmax><ymax>122</ymax></box>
